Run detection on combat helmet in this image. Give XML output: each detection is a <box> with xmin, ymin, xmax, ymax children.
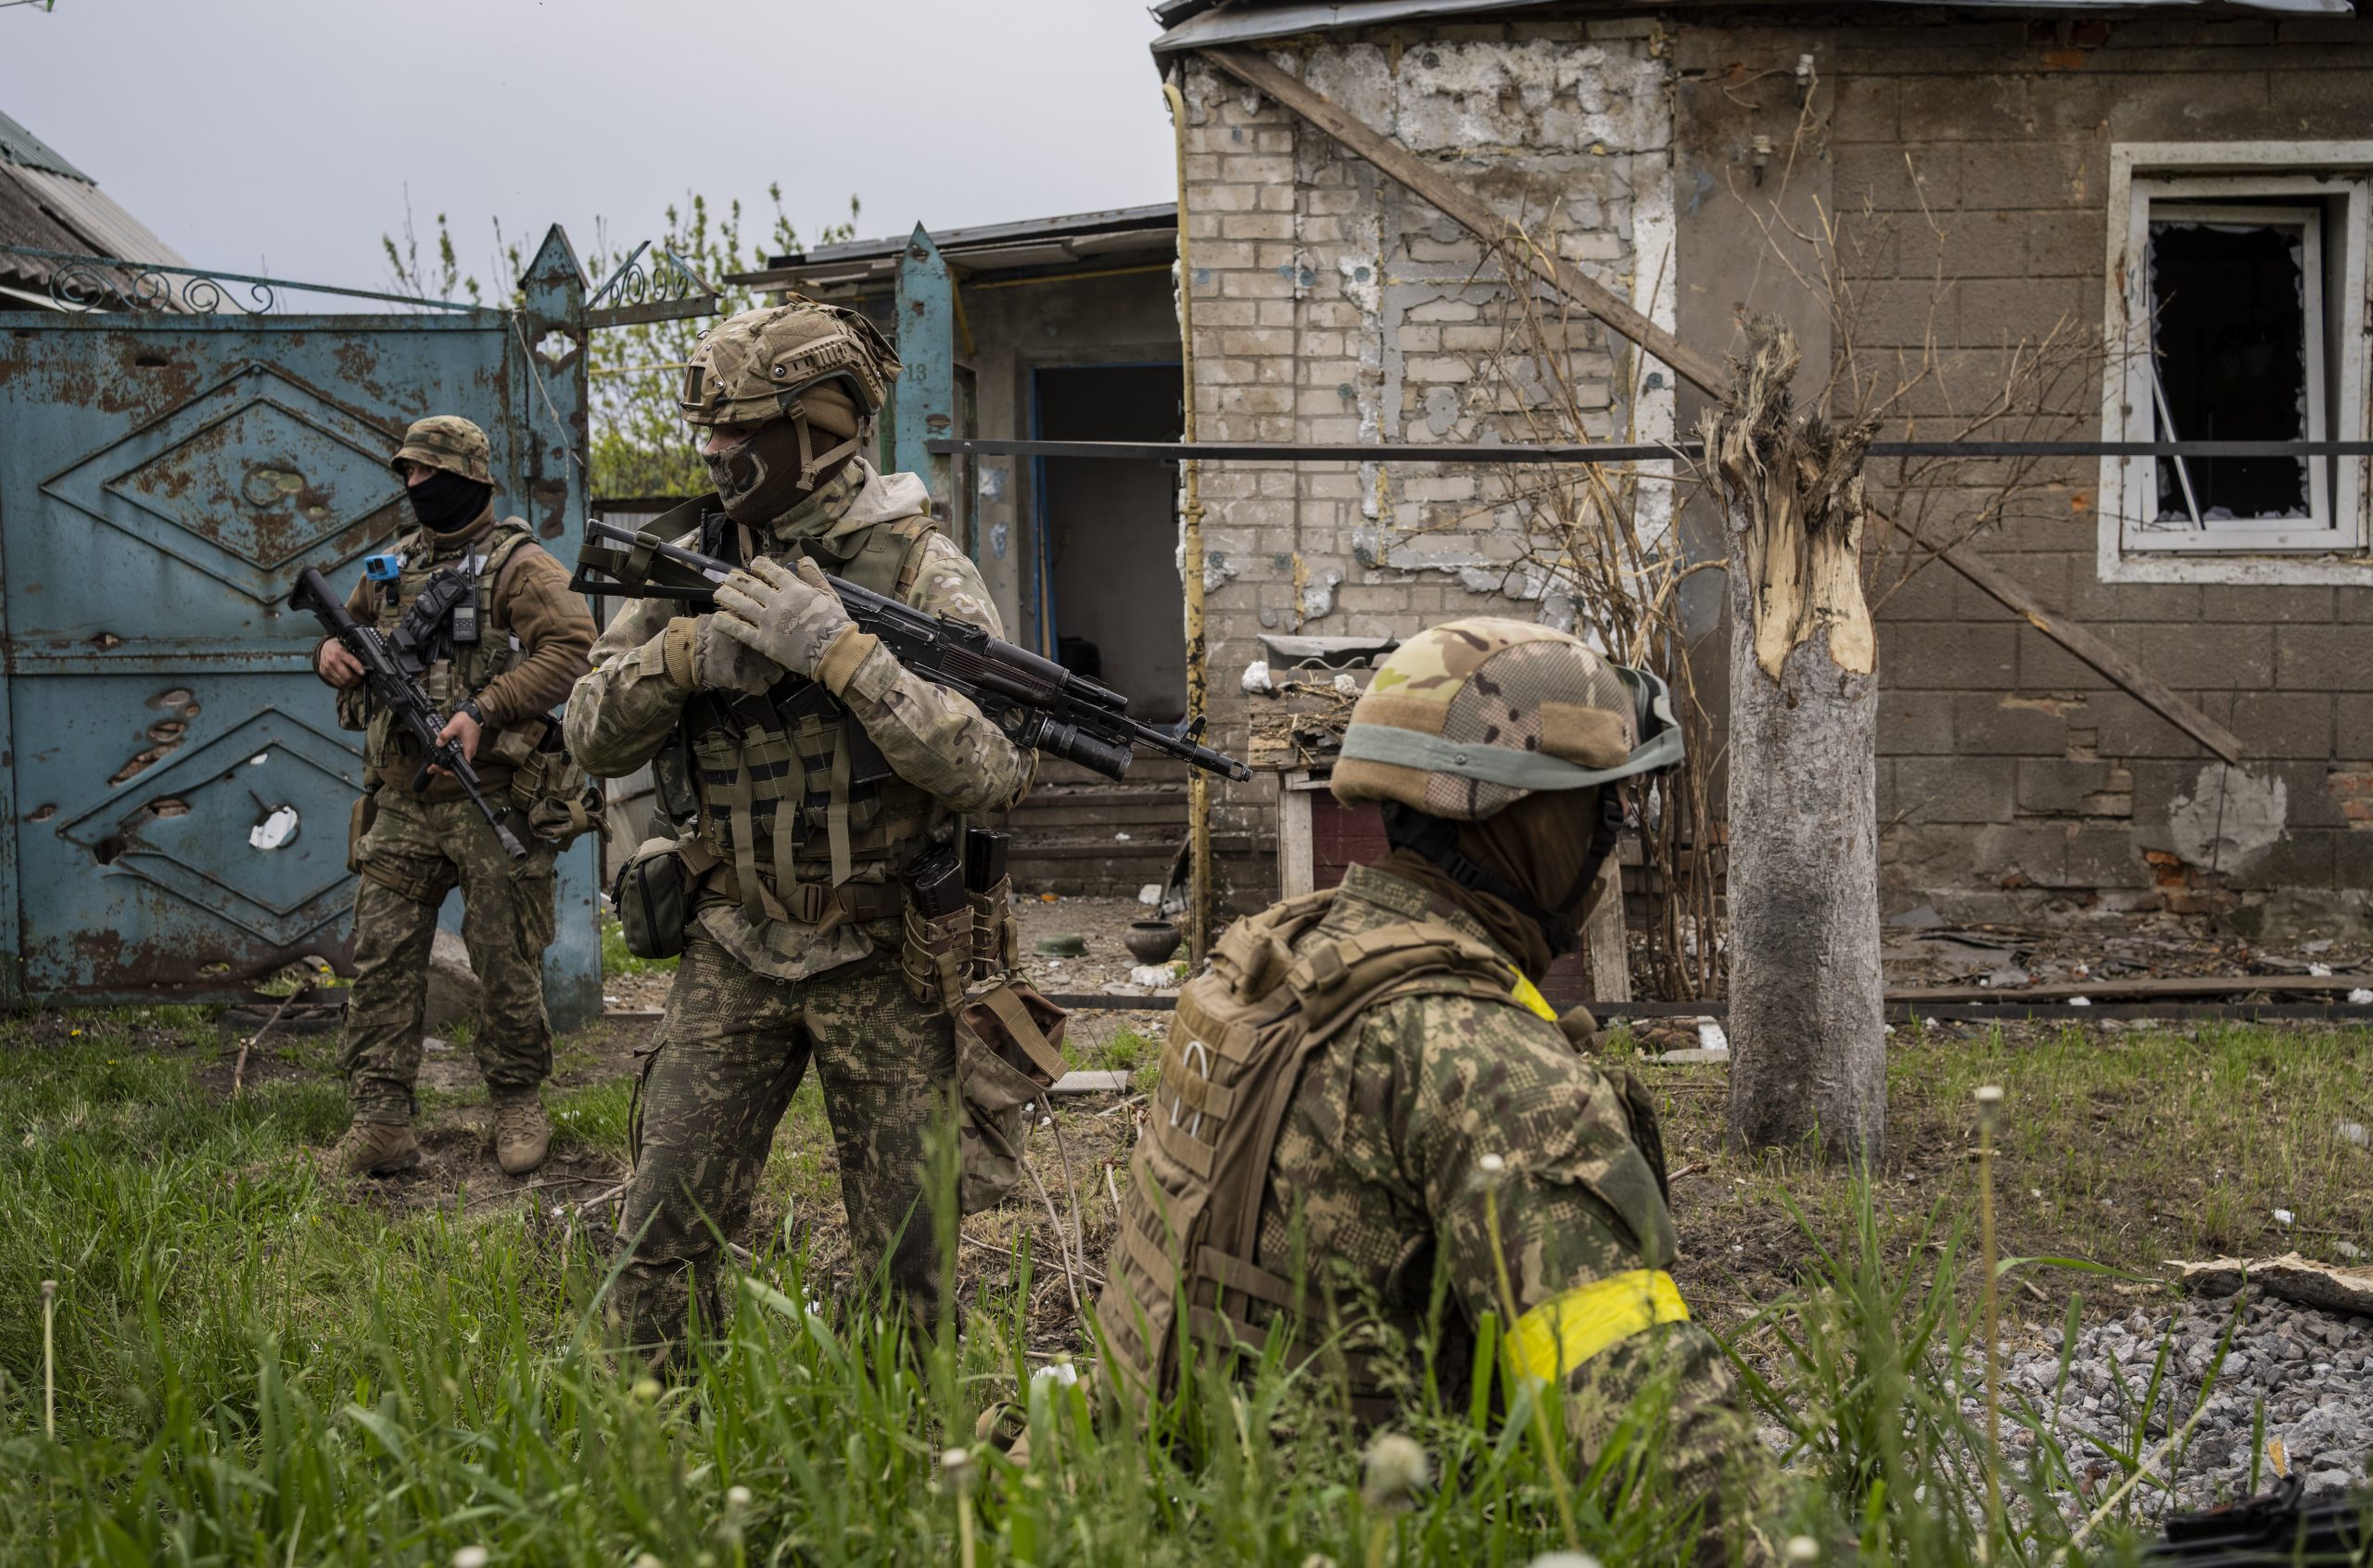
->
<box><xmin>388</xmin><ymin>414</ymin><xmax>497</xmax><ymax>487</ymax></box>
<box><xmin>1332</xmin><ymin>617</ymin><xmax>1681</xmax><ymax>822</ymax></box>
<box><xmin>678</xmin><ymin>301</ymin><xmax>900</xmax><ymax>489</ymax></box>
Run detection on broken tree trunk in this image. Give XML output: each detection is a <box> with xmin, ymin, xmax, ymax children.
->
<box><xmin>1707</xmin><ymin>316</ymin><xmax>1886</xmax><ymax>1167</ymax></box>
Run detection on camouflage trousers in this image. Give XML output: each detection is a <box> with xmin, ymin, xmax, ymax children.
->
<box><xmin>339</xmin><ymin>791</ymin><xmax>558</xmax><ymax>1123</ymax></box>
<box><xmin>610</xmin><ymin>926</ymin><xmax>957</xmax><ymax>1359</ymax></box>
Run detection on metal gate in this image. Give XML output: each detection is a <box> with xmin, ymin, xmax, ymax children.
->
<box><xmin>0</xmin><ymin>229</ymin><xmax>599</xmax><ymax>1026</ymax></box>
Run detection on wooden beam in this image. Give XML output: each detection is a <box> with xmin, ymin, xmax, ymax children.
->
<box><xmin>1204</xmin><ymin>46</ymin><xmax>1735</xmax><ymax>401</ymax></box>
<box><xmin>1911</xmin><ymin>527</ymin><xmax>2246</xmax><ymax>765</ymax></box>
<box><xmin>1198</xmin><ymin>44</ymin><xmax>2246</xmax><ymax>765</ymax></box>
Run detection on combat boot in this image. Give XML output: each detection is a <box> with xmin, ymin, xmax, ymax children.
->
<box><xmin>327</xmin><ymin>1119</ymin><xmax>422</xmax><ymax>1178</ymax></box>
<box><xmin>493</xmin><ymin>1094</ymin><xmax>551</xmax><ymax>1176</ymax></box>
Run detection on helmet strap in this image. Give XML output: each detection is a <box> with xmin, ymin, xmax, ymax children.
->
<box><xmin>780</xmin><ymin>391</ymin><xmax>865</xmax><ymax>490</ymax></box>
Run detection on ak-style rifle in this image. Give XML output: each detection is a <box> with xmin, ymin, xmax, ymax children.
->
<box><xmin>570</xmin><ymin>519</ymin><xmax>1250</xmax><ymax>785</ymax></box>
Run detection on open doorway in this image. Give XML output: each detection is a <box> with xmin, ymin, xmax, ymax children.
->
<box><xmin>1034</xmin><ymin>364</ymin><xmax>1185</xmax><ymax>724</ymax></box>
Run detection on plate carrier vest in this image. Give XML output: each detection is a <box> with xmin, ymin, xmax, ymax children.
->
<box><xmin>364</xmin><ymin>520</ymin><xmax>539</xmax><ymax>785</ymax></box>
<box><xmin>654</xmin><ymin>504</ymin><xmax>940</xmax><ymax>928</ymax></box>
<box><xmin>1098</xmin><ymin>886</ymin><xmax>1542</xmax><ymax>1421</ymax></box>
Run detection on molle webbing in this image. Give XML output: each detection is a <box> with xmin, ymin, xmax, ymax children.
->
<box><xmin>681</xmin><ymin>516</ymin><xmax>938</xmax><ymax>925</ymax></box>
<box><xmin>1098</xmin><ymin>891</ymin><xmax>1527</xmax><ymax>1413</ymax></box>
<box><xmin>365</xmin><ymin>523</ymin><xmax>535</xmax><ymax>776</ymax></box>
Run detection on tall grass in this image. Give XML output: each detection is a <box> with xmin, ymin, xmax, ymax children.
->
<box><xmin>0</xmin><ymin>1016</ymin><xmax>2205</xmax><ymax>1564</ymax></box>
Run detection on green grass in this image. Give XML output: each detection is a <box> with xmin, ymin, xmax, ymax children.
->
<box><xmin>0</xmin><ymin>1013</ymin><xmax>2309</xmax><ymax>1563</ymax></box>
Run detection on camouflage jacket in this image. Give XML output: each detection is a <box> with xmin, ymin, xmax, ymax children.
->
<box><xmin>1257</xmin><ymin>862</ymin><xmax>1680</xmax><ymax>1389</ymax></box>
<box><xmin>565</xmin><ymin>462</ymin><xmax>1034</xmax><ymax>980</ymax></box>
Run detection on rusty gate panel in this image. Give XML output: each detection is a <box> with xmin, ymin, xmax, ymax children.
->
<box><xmin>0</xmin><ymin>229</ymin><xmax>598</xmax><ymax>1024</ymax></box>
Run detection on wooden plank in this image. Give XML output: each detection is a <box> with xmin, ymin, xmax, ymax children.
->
<box><xmin>1909</xmin><ymin>527</ymin><xmax>2246</xmax><ymax>764</ymax></box>
<box><xmin>1580</xmin><ymin>856</ymin><xmax>1631</xmax><ymax>1005</ymax></box>
<box><xmin>1890</xmin><ymin>973</ymin><xmax>2368</xmax><ymax>1004</ymax></box>
<box><xmin>1199</xmin><ymin>44</ymin><xmax>2246</xmax><ymax>767</ymax></box>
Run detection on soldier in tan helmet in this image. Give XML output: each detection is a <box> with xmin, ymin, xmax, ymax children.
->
<box><xmin>314</xmin><ymin>415</ymin><xmax>600</xmax><ymax>1180</ymax></box>
<box><xmin>1094</xmin><ymin>618</ymin><xmax>1766</xmax><ymax>1562</ymax></box>
<box><xmin>565</xmin><ymin>303</ymin><xmax>1035</xmax><ymax>1359</ymax></box>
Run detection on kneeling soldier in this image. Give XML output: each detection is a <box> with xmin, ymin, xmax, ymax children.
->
<box><xmin>316</xmin><ymin>416</ymin><xmax>599</xmax><ymax>1178</ymax></box>
<box><xmin>1098</xmin><ymin>618</ymin><xmax>1758</xmax><ymax>1556</ymax></box>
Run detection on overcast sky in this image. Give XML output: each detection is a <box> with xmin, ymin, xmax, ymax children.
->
<box><xmin>2</xmin><ymin>0</ymin><xmax>1178</xmax><ymax>297</ymax></box>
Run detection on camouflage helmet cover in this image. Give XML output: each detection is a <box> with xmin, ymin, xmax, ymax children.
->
<box><xmin>389</xmin><ymin>414</ymin><xmax>497</xmax><ymax>487</ymax></box>
<box><xmin>677</xmin><ymin>301</ymin><xmax>900</xmax><ymax>430</ymax></box>
<box><xmin>1331</xmin><ymin>617</ymin><xmax>1681</xmax><ymax>822</ymax></box>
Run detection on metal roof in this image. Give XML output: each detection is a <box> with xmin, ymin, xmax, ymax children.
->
<box><xmin>1151</xmin><ymin>0</ymin><xmax>2352</xmax><ymax>53</ymax></box>
<box><xmin>0</xmin><ymin>107</ymin><xmax>186</xmax><ymax>302</ymax></box>
<box><xmin>0</xmin><ymin>107</ymin><xmax>89</xmax><ymax>182</ymax></box>
<box><xmin>737</xmin><ymin>202</ymin><xmax>1176</xmax><ymax>294</ymax></box>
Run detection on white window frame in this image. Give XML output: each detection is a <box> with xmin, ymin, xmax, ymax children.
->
<box><xmin>2099</xmin><ymin>145</ymin><xmax>2373</xmax><ymax>586</ymax></box>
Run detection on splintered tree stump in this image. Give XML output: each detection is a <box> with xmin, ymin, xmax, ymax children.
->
<box><xmin>1706</xmin><ymin>315</ymin><xmax>1886</xmax><ymax>1167</ymax></box>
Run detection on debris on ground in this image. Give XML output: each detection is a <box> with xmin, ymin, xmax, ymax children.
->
<box><xmin>1983</xmin><ymin>1293</ymin><xmax>2373</xmax><ymax>1509</ymax></box>
<box><xmin>2170</xmin><ymin>1254</ymin><xmax>2373</xmax><ymax>1319</ymax></box>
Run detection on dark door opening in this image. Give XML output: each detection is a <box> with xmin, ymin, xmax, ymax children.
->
<box><xmin>1034</xmin><ymin>364</ymin><xmax>1185</xmax><ymax>725</ymax></box>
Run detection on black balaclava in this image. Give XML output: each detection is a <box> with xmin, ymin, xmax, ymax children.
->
<box><xmin>408</xmin><ymin>468</ymin><xmax>493</xmax><ymax>535</ymax></box>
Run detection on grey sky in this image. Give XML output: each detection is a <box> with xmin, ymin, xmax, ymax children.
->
<box><xmin>2</xmin><ymin>0</ymin><xmax>1177</xmax><ymax>297</ymax></box>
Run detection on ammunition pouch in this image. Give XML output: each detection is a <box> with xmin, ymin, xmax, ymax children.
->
<box><xmin>952</xmin><ymin>980</ymin><xmax>1068</xmax><ymax>1214</ymax></box>
<box><xmin>499</xmin><ymin>714</ymin><xmax>605</xmax><ymax>847</ymax></box>
<box><xmin>968</xmin><ymin>876</ymin><xmax>1019</xmax><ymax>985</ymax></box>
<box><xmin>900</xmin><ymin>899</ymin><xmax>974</xmax><ymax>1013</ymax></box>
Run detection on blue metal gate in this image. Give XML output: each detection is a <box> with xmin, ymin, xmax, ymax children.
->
<box><xmin>0</xmin><ymin>229</ymin><xmax>599</xmax><ymax>1026</ymax></box>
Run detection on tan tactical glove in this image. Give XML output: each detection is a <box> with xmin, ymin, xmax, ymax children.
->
<box><xmin>712</xmin><ymin>556</ymin><xmax>873</xmax><ymax>692</ymax></box>
<box><xmin>657</xmin><ymin>613</ymin><xmax>786</xmax><ymax>696</ymax></box>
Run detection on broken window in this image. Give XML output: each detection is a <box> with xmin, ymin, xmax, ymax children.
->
<box><xmin>2146</xmin><ymin>204</ymin><xmax>2325</xmax><ymax>530</ymax></box>
<box><xmin>2101</xmin><ymin>167</ymin><xmax>2369</xmax><ymax>569</ymax></box>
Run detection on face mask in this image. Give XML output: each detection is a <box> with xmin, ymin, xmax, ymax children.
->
<box><xmin>703</xmin><ymin>418</ymin><xmax>817</xmax><ymax>525</ymax></box>
<box><xmin>407</xmin><ymin>468</ymin><xmax>493</xmax><ymax>534</ymax></box>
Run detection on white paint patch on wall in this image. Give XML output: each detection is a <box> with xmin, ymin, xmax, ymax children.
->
<box><xmin>1628</xmin><ymin>95</ymin><xmax>1681</xmax><ymax>552</ymax></box>
<box><xmin>2168</xmin><ymin>763</ymin><xmax>2289</xmax><ymax>874</ymax></box>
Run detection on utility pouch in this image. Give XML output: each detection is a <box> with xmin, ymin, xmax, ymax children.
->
<box><xmin>346</xmin><ymin>786</ymin><xmax>382</xmax><ymax>875</ymax></box>
<box><xmin>612</xmin><ymin>837</ymin><xmax>692</xmax><ymax>960</ymax></box>
<box><xmin>505</xmin><ymin>714</ymin><xmax>605</xmax><ymax>846</ymax></box>
<box><xmin>952</xmin><ymin>980</ymin><xmax>1070</xmax><ymax>1214</ymax></box>
<box><xmin>899</xmin><ymin>844</ymin><xmax>971</xmax><ymax>1011</ymax></box>
<box><xmin>1614</xmin><ymin>1066</ymin><xmax>1672</xmax><ymax>1208</ymax></box>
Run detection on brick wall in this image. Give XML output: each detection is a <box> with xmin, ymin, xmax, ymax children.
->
<box><xmin>1178</xmin><ymin>22</ymin><xmax>1677</xmax><ymax>906</ymax></box>
<box><xmin>1186</xmin><ymin>11</ymin><xmax>2373</xmax><ymax>935</ymax></box>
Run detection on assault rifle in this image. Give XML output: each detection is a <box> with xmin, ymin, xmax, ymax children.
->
<box><xmin>570</xmin><ymin>519</ymin><xmax>1251</xmax><ymax>784</ymax></box>
<box><xmin>291</xmin><ymin>566</ymin><xmax>528</xmax><ymax>861</ymax></box>
<box><xmin>2143</xmin><ymin>1476</ymin><xmax>2371</xmax><ymax>1564</ymax></box>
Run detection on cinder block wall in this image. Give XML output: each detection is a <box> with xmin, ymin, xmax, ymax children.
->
<box><xmin>1183</xmin><ymin>10</ymin><xmax>2373</xmax><ymax>935</ymax></box>
<box><xmin>1676</xmin><ymin>11</ymin><xmax>2373</xmax><ymax>934</ymax></box>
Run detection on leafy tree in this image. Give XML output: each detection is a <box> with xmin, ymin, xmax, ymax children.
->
<box><xmin>383</xmin><ymin>187</ymin><xmax>860</xmax><ymax>497</ymax></box>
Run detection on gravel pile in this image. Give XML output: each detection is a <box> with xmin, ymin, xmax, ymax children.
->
<box><xmin>1982</xmin><ymin>1292</ymin><xmax>2373</xmax><ymax>1510</ymax></box>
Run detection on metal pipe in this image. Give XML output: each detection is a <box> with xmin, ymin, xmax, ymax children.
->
<box><xmin>1164</xmin><ymin>71</ymin><xmax>1214</xmax><ymax>968</ymax></box>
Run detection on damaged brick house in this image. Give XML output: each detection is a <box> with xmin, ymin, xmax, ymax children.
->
<box><xmin>1148</xmin><ymin>0</ymin><xmax>2373</xmax><ymax>939</ymax></box>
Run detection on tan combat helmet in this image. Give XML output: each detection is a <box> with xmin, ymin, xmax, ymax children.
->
<box><xmin>678</xmin><ymin>301</ymin><xmax>900</xmax><ymax>488</ymax></box>
<box><xmin>388</xmin><ymin>413</ymin><xmax>497</xmax><ymax>487</ymax></box>
<box><xmin>1331</xmin><ymin>617</ymin><xmax>1682</xmax><ymax>823</ymax></box>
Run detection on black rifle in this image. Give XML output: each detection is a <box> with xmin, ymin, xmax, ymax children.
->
<box><xmin>291</xmin><ymin>566</ymin><xmax>528</xmax><ymax>861</ymax></box>
<box><xmin>570</xmin><ymin>519</ymin><xmax>1251</xmax><ymax>784</ymax></box>
<box><xmin>2144</xmin><ymin>1477</ymin><xmax>2371</xmax><ymax>1564</ymax></box>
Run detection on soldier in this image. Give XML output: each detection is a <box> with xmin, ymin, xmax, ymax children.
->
<box><xmin>1096</xmin><ymin>619</ymin><xmax>1760</xmax><ymax>1558</ymax></box>
<box><xmin>314</xmin><ymin>415</ymin><xmax>597</xmax><ymax>1179</ymax></box>
<box><xmin>565</xmin><ymin>302</ymin><xmax>1034</xmax><ymax>1357</ymax></box>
